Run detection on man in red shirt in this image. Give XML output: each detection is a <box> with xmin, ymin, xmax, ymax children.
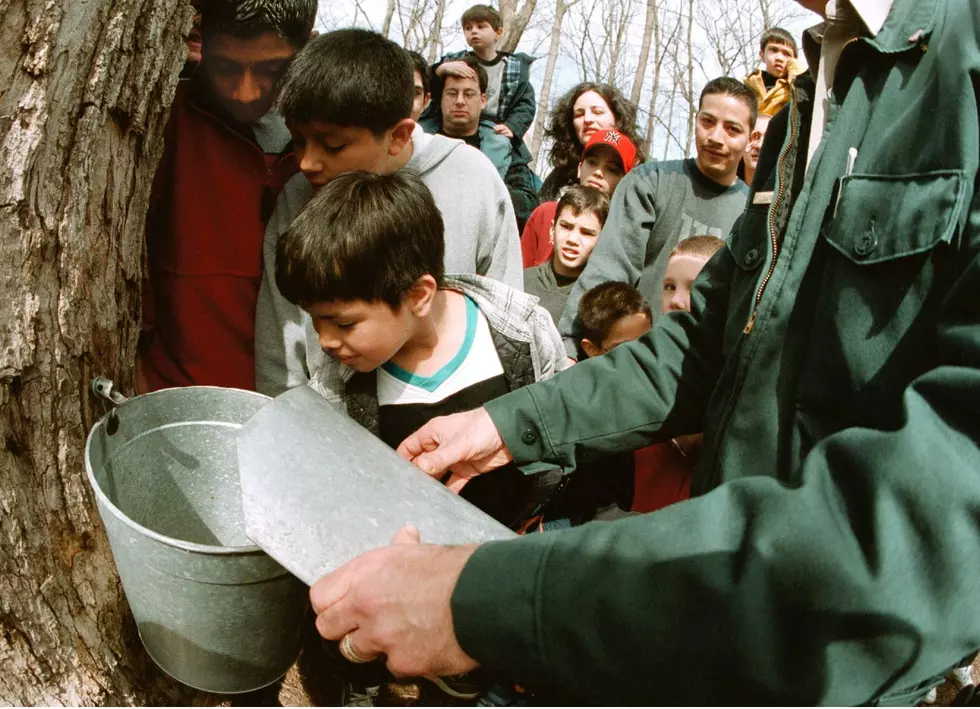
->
<box><xmin>139</xmin><ymin>0</ymin><xmax>317</xmax><ymax>391</ymax></box>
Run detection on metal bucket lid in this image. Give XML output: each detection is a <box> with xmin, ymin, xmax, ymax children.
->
<box><xmin>237</xmin><ymin>386</ymin><xmax>515</xmax><ymax>586</ymax></box>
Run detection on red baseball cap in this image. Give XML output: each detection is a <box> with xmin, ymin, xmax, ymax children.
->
<box><xmin>581</xmin><ymin>129</ymin><xmax>637</xmax><ymax>173</ymax></box>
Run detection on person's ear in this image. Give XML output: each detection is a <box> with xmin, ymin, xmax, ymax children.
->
<box><xmin>310</xmin><ymin>29</ymin><xmax>320</xmax><ymax>40</ymax></box>
<box><xmin>423</xmin><ymin>93</ymin><xmax>431</xmax><ymax>111</ymax></box>
<box><xmin>480</xmin><ymin>93</ymin><xmax>487</xmax><ymax>110</ymax></box>
<box><xmin>495</xmin><ymin>26</ymin><xmax>504</xmax><ymax>39</ymax></box>
<box><xmin>548</xmin><ymin>220</ymin><xmax>556</xmax><ymax>245</ymax></box>
<box><xmin>407</xmin><ymin>275</ymin><xmax>438</xmax><ymax>317</ymax></box>
<box><xmin>576</xmin><ymin>161</ymin><xmax>584</xmax><ymax>181</ymax></box>
<box><xmin>388</xmin><ymin>118</ymin><xmax>416</xmax><ymax>156</ymax></box>
<box><xmin>580</xmin><ymin>338</ymin><xmax>602</xmax><ymax>358</ymax></box>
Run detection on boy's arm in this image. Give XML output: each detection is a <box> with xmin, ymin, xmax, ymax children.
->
<box><xmin>556</xmin><ymin>167</ymin><xmax>660</xmax><ymax>358</ymax></box>
<box><xmin>254</xmin><ymin>179</ymin><xmax>315</xmax><ymax>396</ymax></box>
<box><xmin>502</xmin><ymin>77</ymin><xmax>536</xmax><ymax>140</ymax></box>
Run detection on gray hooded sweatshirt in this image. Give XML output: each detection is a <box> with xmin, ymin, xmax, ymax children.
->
<box><xmin>254</xmin><ymin>125</ymin><xmax>524</xmax><ymax>396</ymax></box>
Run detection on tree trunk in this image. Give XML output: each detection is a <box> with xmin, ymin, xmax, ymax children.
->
<box><xmin>0</xmin><ymin>0</ymin><xmax>202</xmax><ymax>703</ymax></box>
<box><xmin>529</xmin><ymin>0</ymin><xmax>574</xmax><ymax>163</ymax></box>
<box><xmin>427</xmin><ymin>0</ymin><xmax>447</xmax><ymax>62</ymax></box>
<box><xmin>630</xmin><ymin>0</ymin><xmax>657</xmax><ymax>106</ymax></box>
<box><xmin>498</xmin><ymin>0</ymin><xmax>537</xmax><ymax>52</ymax></box>
<box><xmin>683</xmin><ymin>0</ymin><xmax>695</xmax><ymax>158</ymax></box>
<box><xmin>382</xmin><ymin>0</ymin><xmax>397</xmax><ymax>37</ymax></box>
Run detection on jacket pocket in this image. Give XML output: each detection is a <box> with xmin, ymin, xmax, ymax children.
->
<box><xmin>796</xmin><ymin>171</ymin><xmax>967</xmax><ymax>423</ymax></box>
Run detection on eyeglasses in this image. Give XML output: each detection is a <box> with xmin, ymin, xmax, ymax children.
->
<box><xmin>444</xmin><ymin>90</ymin><xmax>479</xmax><ymax>101</ymax></box>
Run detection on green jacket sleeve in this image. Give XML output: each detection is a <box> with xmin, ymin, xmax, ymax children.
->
<box><xmin>455</xmin><ymin>246</ymin><xmax>980</xmax><ymax>704</ymax></box>
<box><xmin>487</xmin><ymin>238</ymin><xmax>731</xmax><ymax>472</ymax></box>
<box><xmin>502</xmin><ymin>78</ymin><xmax>536</xmax><ymax>139</ymax></box>
<box><xmin>556</xmin><ymin>166</ymin><xmax>661</xmax><ymax>357</ymax></box>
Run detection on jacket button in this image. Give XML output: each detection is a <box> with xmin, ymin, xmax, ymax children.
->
<box><xmin>744</xmin><ymin>247</ymin><xmax>760</xmax><ymax>266</ymax></box>
<box><xmin>855</xmin><ymin>229</ymin><xmax>878</xmax><ymax>256</ymax></box>
<box><xmin>521</xmin><ymin>430</ymin><xmax>537</xmax><ymax>445</ymax></box>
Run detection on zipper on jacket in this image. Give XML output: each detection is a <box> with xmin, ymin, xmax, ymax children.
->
<box><xmin>743</xmin><ymin>88</ymin><xmax>799</xmax><ymax>335</ymax></box>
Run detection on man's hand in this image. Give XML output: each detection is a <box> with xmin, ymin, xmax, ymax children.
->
<box><xmin>311</xmin><ymin>525</ymin><xmax>481</xmax><ymax>678</ymax></box>
<box><xmin>396</xmin><ymin>408</ymin><xmax>513</xmax><ymax>492</ymax></box>
<box><xmin>436</xmin><ymin>60</ymin><xmax>476</xmax><ymax>80</ymax></box>
<box><xmin>494</xmin><ymin>123</ymin><xmax>514</xmax><ymax>138</ymax></box>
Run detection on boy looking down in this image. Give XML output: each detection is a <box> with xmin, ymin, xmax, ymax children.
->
<box><xmin>274</xmin><ymin>171</ymin><xmax>567</xmax><ymax>528</ymax></box>
<box><xmin>254</xmin><ymin>29</ymin><xmax>523</xmax><ymax>398</ymax></box>
<box><xmin>139</xmin><ymin>0</ymin><xmax>317</xmax><ymax>392</ymax></box>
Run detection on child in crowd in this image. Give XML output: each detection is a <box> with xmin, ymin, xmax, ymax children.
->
<box><xmin>275</xmin><ymin>170</ymin><xmax>568</xmax><ymax>529</ymax></box>
<box><xmin>406</xmin><ymin>49</ymin><xmax>431</xmax><ymax>122</ymax></box>
<box><xmin>535</xmin><ymin>281</ymin><xmax>651</xmax><ymax>528</ymax></box>
<box><xmin>254</xmin><ymin>29</ymin><xmax>523</xmax><ymax>400</ymax></box>
<box><xmin>430</xmin><ymin>4</ymin><xmax>535</xmax><ymax>155</ymax></box>
<box><xmin>744</xmin><ymin>27</ymin><xmax>805</xmax><ymax>117</ymax></box>
<box><xmin>631</xmin><ymin>235</ymin><xmax>725</xmax><ymax>512</ymax></box>
<box><xmin>522</xmin><ymin>128</ymin><xmax>636</xmax><ymax>268</ymax></box>
<box><xmin>523</xmin><ymin>186</ymin><xmax>609</xmax><ymax>325</ymax></box>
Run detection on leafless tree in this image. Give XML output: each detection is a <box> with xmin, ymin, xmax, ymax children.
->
<box><xmin>529</xmin><ymin>0</ymin><xmax>581</xmax><ymax>161</ymax></box>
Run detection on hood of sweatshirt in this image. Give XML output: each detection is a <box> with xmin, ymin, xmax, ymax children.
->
<box><xmin>406</xmin><ymin>124</ymin><xmax>466</xmax><ymax>176</ymax></box>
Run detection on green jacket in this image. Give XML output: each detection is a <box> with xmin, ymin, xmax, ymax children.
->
<box><xmin>451</xmin><ymin>1</ymin><xmax>980</xmax><ymax>704</ymax></box>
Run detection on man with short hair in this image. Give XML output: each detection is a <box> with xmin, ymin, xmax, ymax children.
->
<box><xmin>422</xmin><ymin>56</ymin><xmax>540</xmax><ymax>231</ymax></box>
<box><xmin>555</xmin><ymin>76</ymin><xmax>755</xmax><ymax>354</ymax></box>
<box><xmin>406</xmin><ymin>50</ymin><xmax>431</xmax><ymax>122</ymax></box>
<box><xmin>305</xmin><ymin>0</ymin><xmax>980</xmax><ymax>703</ymax></box>
<box><xmin>139</xmin><ymin>0</ymin><xmax>317</xmax><ymax>392</ymax></box>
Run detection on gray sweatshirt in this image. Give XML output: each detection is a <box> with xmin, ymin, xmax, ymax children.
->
<box><xmin>254</xmin><ymin>125</ymin><xmax>524</xmax><ymax>396</ymax></box>
<box><xmin>557</xmin><ymin>158</ymin><xmax>748</xmax><ymax>356</ymax></box>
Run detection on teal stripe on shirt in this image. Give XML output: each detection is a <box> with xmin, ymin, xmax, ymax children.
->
<box><xmin>381</xmin><ymin>295</ymin><xmax>478</xmax><ymax>393</ymax></box>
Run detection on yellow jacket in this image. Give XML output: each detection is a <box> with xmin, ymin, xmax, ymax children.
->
<box><xmin>744</xmin><ymin>57</ymin><xmax>806</xmax><ymax>117</ymax></box>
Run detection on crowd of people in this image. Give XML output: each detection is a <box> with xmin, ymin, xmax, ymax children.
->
<box><xmin>139</xmin><ymin>0</ymin><xmax>980</xmax><ymax>705</ymax></box>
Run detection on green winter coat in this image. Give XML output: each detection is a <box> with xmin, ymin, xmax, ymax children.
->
<box><xmin>450</xmin><ymin>0</ymin><xmax>980</xmax><ymax>704</ymax></box>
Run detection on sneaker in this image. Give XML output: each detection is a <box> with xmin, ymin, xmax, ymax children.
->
<box><xmin>952</xmin><ymin>666</ymin><xmax>976</xmax><ymax>689</ymax></box>
<box><xmin>924</xmin><ymin>687</ymin><xmax>939</xmax><ymax>705</ymax></box>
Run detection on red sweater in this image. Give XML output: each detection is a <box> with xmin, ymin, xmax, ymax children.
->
<box><xmin>520</xmin><ymin>201</ymin><xmax>557</xmax><ymax>268</ymax></box>
<box><xmin>141</xmin><ymin>82</ymin><xmax>298</xmax><ymax>391</ymax></box>
<box><xmin>631</xmin><ymin>441</ymin><xmax>693</xmax><ymax>513</ymax></box>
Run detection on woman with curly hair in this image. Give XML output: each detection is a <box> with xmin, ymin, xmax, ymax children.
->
<box><xmin>538</xmin><ymin>83</ymin><xmax>644</xmax><ymax>202</ymax></box>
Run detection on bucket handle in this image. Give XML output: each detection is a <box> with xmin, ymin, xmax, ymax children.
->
<box><xmin>91</xmin><ymin>377</ymin><xmax>129</xmax><ymax>407</ymax></box>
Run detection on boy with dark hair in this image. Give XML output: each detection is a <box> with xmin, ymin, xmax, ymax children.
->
<box><xmin>745</xmin><ymin>26</ymin><xmax>805</xmax><ymax>117</ymax></box>
<box><xmin>421</xmin><ymin>55</ymin><xmax>540</xmax><ymax>230</ymax></box>
<box><xmin>429</xmin><ymin>3</ymin><xmax>536</xmax><ymax>156</ymax></box>
<box><xmin>406</xmin><ymin>49</ymin><xmax>431</xmax><ymax>121</ymax></box>
<box><xmin>556</xmin><ymin>76</ymin><xmax>754</xmax><ymax>357</ymax></box>
<box><xmin>577</xmin><ymin>281</ymin><xmax>653</xmax><ymax>359</ymax></box>
<box><xmin>521</xmin><ymin>128</ymin><xmax>637</xmax><ymax>267</ymax></box>
<box><xmin>255</xmin><ymin>28</ymin><xmax>524</xmax><ymax>399</ymax></box>
<box><xmin>139</xmin><ymin>0</ymin><xmax>317</xmax><ymax>393</ymax></box>
<box><xmin>523</xmin><ymin>185</ymin><xmax>609</xmax><ymax>325</ymax></box>
<box><xmin>275</xmin><ymin>170</ymin><xmax>567</xmax><ymax>529</ymax></box>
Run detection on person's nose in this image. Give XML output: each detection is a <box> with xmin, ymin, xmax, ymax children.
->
<box><xmin>565</xmin><ymin>229</ymin><xmax>581</xmax><ymax>246</ymax></box>
<box><xmin>298</xmin><ymin>145</ymin><xmax>323</xmax><ymax>176</ymax></box>
<box><xmin>317</xmin><ymin>324</ymin><xmax>342</xmax><ymax>352</ymax></box>
<box><xmin>454</xmin><ymin>93</ymin><xmax>466</xmax><ymax>106</ymax></box>
<box><xmin>668</xmin><ymin>291</ymin><xmax>689</xmax><ymax>312</ymax></box>
<box><xmin>231</xmin><ymin>69</ymin><xmax>261</xmax><ymax>104</ymax></box>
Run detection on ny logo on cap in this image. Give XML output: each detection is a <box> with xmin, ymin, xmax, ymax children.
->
<box><xmin>603</xmin><ymin>131</ymin><xmax>622</xmax><ymax>144</ymax></box>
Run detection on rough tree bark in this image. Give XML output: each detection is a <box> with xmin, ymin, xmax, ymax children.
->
<box><xmin>0</xmin><ymin>0</ymin><xmax>205</xmax><ymax>704</ymax></box>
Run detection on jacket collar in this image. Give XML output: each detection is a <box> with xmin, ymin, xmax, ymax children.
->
<box><xmin>803</xmin><ymin>0</ymin><xmax>937</xmax><ymax>66</ymax></box>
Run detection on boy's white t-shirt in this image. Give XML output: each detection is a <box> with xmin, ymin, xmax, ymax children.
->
<box><xmin>481</xmin><ymin>58</ymin><xmax>506</xmax><ymax>122</ymax></box>
<box><xmin>377</xmin><ymin>295</ymin><xmax>504</xmax><ymax>406</ymax></box>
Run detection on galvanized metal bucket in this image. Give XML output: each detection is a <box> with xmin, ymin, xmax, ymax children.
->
<box><xmin>84</xmin><ymin>380</ymin><xmax>307</xmax><ymax>694</ymax></box>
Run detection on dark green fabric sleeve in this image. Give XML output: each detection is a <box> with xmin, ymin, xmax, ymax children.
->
<box><xmin>485</xmin><ymin>244</ymin><xmax>733</xmax><ymax>473</ymax></box>
<box><xmin>502</xmin><ymin>79</ymin><xmax>536</xmax><ymax>139</ymax></box>
<box><xmin>453</xmin><ymin>243</ymin><xmax>980</xmax><ymax>704</ymax></box>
